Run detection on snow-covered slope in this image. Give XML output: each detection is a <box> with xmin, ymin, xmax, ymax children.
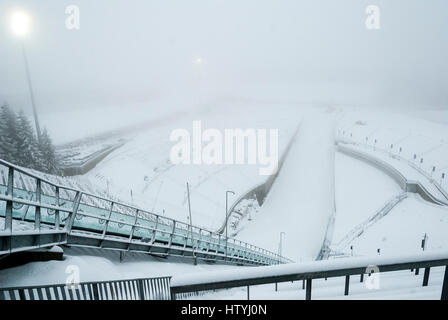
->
<box><xmin>83</xmin><ymin>102</ymin><xmax>303</xmax><ymax>231</ymax></box>
<box><xmin>237</xmin><ymin>109</ymin><xmax>336</xmax><ymax>261</ymax></box>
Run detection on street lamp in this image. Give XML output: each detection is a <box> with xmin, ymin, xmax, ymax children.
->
<box><xmin>278</xmin><ymin>232</ymin><xmax>286</xmax><ymax>263</ymax></box>
<box><xmin>225</xmin><ymin>190</ymin><xmax>235</xmax><ymax>258</ymax></box>
<box><xmin>10</xmin><ymin>10</ymin><xmax>41</xmax><ymax>141</ymax></box>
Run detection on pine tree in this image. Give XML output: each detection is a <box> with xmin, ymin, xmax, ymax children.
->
<box><xmin>38</xmin><ymin>128</ymin><xmax>59</xmax><ymax>174</ymax></box>
<box><xmin>16</xmin><ymin>110</ymin><xmax>41</xmax><ymax>169</ymax></box>
<box><xmin>0</xmin><ymin>103</ymin><xmax>20</xmax><ymax>164</ymax></box>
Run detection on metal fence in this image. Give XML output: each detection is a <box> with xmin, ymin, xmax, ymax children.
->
<box><xmin>0</xmin><ymin>276</ymin><xmax>171</xmax><ymax>300</ymax></box>
<box><xmin>0</xmin><ymin>159</ymin><xmax>291</xmax><ymax>265</ymax></box>
<box><xmin>170</xmin><ymin>251</ymin><xmax>448</xmax><ymax>300</ymax></box>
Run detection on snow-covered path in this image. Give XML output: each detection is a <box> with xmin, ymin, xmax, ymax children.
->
<box><xmin>238</xmin><ymin>110</ymin><xmax>336</xmax><ymax>261</ymax></box>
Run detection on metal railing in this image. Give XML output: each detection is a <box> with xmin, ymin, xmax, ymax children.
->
<box><xmin>0</xmin><ymin>276</ymin><xmax>171</xmax><ymax>300</ymax></box>
<box><xmin>337</xmin><ymin>142</ymin><xmax>448</xmax><ymax>206</ymax></box>
<box><xmin>0</xmin><ymin>159</ymin><xmax>291</xmax><ymax>265</ymax></box>
<box><xmin>170</xmin><ymin>250</ymin><xmax>448</xmax><ymax>300</ymax></box>
<box><xmin>337</xmin><ymin>135</ymin><xmax>448</xmax><ymax>203</ymax></box>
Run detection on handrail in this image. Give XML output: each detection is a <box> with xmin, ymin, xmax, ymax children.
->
<box><xmin>0</xmin><ymin>159</ymin><xmax>291</xmax><ymax>264</ymax></box>
<box><xmin>337</xmin><ymin>142</ymin><xmax>448</xmax><ymax>206</ymax></box>
<box><xmin>170</xmin><ymin>250</ymin><xmax>448</xmax><ymax>300</ymax></box>
<box><xmin>0</xmin><ymin>275</ymin><xmax>172</xmax><ymax>300</ymax></box>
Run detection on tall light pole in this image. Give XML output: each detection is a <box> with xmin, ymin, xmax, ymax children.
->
<box><xmin>225</xmin><ymin>190</ymin><xmax>235</xmax><ymax>258</ymax></box>
<box><xmin>10</xmin><ymin>10</ymin><xmax>41</xmax><ymax>141</ymax></box>
<box><xmin>186</xmin><ymin>182</ymin><xmax>197</xmax><ymax>265</ymax></box>
<box><xmin>278</xmin><ymin>232</ymin><xmax>286</xmax><ymax>264</ymax></box>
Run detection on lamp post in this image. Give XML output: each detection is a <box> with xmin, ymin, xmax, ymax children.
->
<box><xmin>10</xmin><ymin>10</ymin><xmax>41</xmax><ymax>141</ymax></box>
<box><xmin>225</xmin><ymin>190</ymin><xmax>235</xmax><ymax>258</ymax></box>
<box><xmin>186</xmin><ymin>182</ymin><xmax>197</xmax><ymax>265</ymax></box>
<box><xmin>278</xmin><ymin>232</ymin><xmax>286</xmax><ymax>264</ymax></box>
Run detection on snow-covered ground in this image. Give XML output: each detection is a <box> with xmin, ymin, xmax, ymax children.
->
<box><xmin>3</xmin><ymin>105</ymin><xmax>448</xmax><ymax>300</ymax></box>
<box><xmin>332</xmin><ymin>151</ymin><xmax>403</xmax><ymax>246</ymax></box>
<box><xmin>0</xmin><ymin>246</ymin><xmax>235</xmax><ymax>288</ymax></box>
<box><xmin>82</xmin><ymin>102</ymin><xmax>303</xmax><ymax>231</ymax></box>
<box><xmin>337</xmin><ymin>108</ymin><xmax>448</xmax><ymax>191</ymax></box>
<box><xmin>329</xmin><ymin>108</ymin><xmax>448</xmax><ymax>258</ymax></box>
<box><xmin>237</xmin><ymin>109</ymin><xmax>336</xmax><ymax>261</ymax></box>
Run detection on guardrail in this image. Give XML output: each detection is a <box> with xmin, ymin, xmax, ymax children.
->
<box><xmin>0</xmin><ymin>276</ymin><xmax>171</xmax><ymax>300</ymax></box>
<box><xmin>337</xmin><ymin>142</ymin><xmax>448</xmax><ymax>206</ymax></box>
<box><xmin>170</xmin><ymin>250</ymin><xmax>448</xmax><ymax>300</ymax></box>
<box><xmin>0</xmin><ymin>159</ymin><xmax>291</xmax><ymax>265</ymax></box>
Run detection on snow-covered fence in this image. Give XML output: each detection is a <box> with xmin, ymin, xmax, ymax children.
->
<box><xmin>170</xmin><ymin>250</ymin><xmax>448</xmax><ymax>300</ymax></box>
<box><xmin>0</xmin><ymin>159</ymin><xmax>289</xmax><ymax>265</ymax></box>
<box><xmin>0</xmin><ymin>276</ymin><xmax>171</xmax><ymax>300</ymax></box>
<box><xmin>337</xmin><ymin>142</ymin><xmax>448</xmax><ymax>206</ymax></box>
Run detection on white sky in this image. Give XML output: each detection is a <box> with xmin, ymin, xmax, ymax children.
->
<box><xmin>0</xmin><ymin>0</ymin><xmax>447</xmax><ymax>114</ymax></box>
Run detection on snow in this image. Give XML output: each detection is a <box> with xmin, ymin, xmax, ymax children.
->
<box><xmin>222</xmin><ymin>109</ymin><xmax>336</xmax><ymax>261</ymax></box>
<box><xmin>82</xmin><ymin>102</ymin><xmax>303</xmax><ymax>231</ymax></box>
<box><xmin>188</xmin><ymin>267</ymin><xmax>446</xmax><ymax>300</ymax></box>
<box><xmin>0</xmin><ymin>246</ymin><xmax>235</xmax><ymax>288</ymax></box>
<box><xmin>332</xmin><ymin>151</ymin><xmax>403</xmax><ymax>246</ymax></box>
<box><xmin>346</xmin><ymin>194</ymin><xmax>448</xmax><ymax>257</ymax></box>
<box><xmin>171</xmin><ymin>249</ymin><xmax>448</xmax><ymax>287</ymax></box>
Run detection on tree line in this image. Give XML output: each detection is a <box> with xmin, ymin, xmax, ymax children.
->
<box><xmin>0</xmin><ymin>103</ymin><xmax>59</xmax><ymax>174</ymax></box>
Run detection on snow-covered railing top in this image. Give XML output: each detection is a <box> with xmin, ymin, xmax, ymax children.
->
<box><xmin>170</xmin><ymin>250</ymin><xmax>448</xmax><ymax>300</ymax></box>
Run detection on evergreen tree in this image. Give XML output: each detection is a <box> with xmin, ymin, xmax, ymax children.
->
<box><xmin>38</xmin><ymin>128</ymin><xmax>59</xmax><ymax>173</ymax></box>
<box><xmin>0</xmin><ymin>103</ymin><xmax>20</xmax><ymax>164</ymax></box>
<box><xmin>16</xmin><ymin>110</ymin><xmax>41</xmax><ymax>169</ymax></box>
<box><xmin>0</xmin><ymin>103</ymin><xmax>59</xmax><ymax>174</ymax></box>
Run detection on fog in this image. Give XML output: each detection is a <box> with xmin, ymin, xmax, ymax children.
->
<box><xmin>1</xmin><ymin>0</ymin><xmax>447</xmax><ymax>115</ymax></box>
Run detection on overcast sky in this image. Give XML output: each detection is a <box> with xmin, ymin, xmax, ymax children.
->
<box><xmin>0</xmin><ymin>0</ymin><xmax>447</xmax><ymax>114</ymax></box>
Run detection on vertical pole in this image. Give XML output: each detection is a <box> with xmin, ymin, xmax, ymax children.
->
<box><xmin>55</xmin><ymin>186</ymin><xmax>60</xmax><ymax>229</ymax></box>
<box><xmin>66</xmin><ymin>191</ymin><xmax>82</xmax><ymax>233</ymax></box>
<box><xmin>344</xmin><ymin>275</ymin><xmax>350</xmax><ymax>296</ymax></box>
<box><xmin>441</xmin><ymin>266</ymin><xmax>448</xmax><ymax>300</ymax></box>
<box><xmin>35</xmin><ymin>179</ymin><xmax>41</xmax><ymax>230</ymax></box>
<box><xmin>247</xmin><ymin>286</ymin><xmax>250</xmax><ymax>300</ymax></box>
<box><xmin>21</xmin><ymin>41</ymin><xmax>41</xmax><ymax>140</ymax></box>
<box><xmin>5</xmin><ymin>167</ymin><xmax>14</xmax><ymax>231</ymax></box>
<box><xmin>275</xmin><ymin>283</ymin><xmax>278</xmax><ymax>292</ymax></box>
<box><xmin>225</xmin><ymin>192</ymin><xmax>228</xmax><ymax>259</ymax></box>
<box><xmin>360</xmin><ymin>274</ymin><xmax>364</xmax><ymax>283</ymax></box>
<box><xmin>422</xmin><ymin>267</ymin><xmax>430</xmax><ymax>287</ymax></box>
<box><xmin>186</xmin><ymin>183</ymin><xmax>196</xmax><ymax>265</ymax></box>
<box><xmin>305</xmin><ymin>279</ymin><xmax>312</xmax><ymax>300</ymax></box>
<box><xmin>137</xmin><ymin>279</ymin><xmax>144</xmax><ymax>300</ymax></box>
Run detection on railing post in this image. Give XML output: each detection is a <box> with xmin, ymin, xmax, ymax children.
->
<box><xmin>422</xmin><ymin>267</ymin><xmax>430</xmax><ymax>287</ymax></box>
<box><xmin>4</xmin><ymin>166</ymin><xmax>14</xmax><ymax>232</ymax></box>
<box><xmin>66</xmin><ymin>191</ymin><xmax>82</xmax><ymax>233</ymax></box>
<box><xmin>441</xmin><ymin>266</ymin><xmax>448</xmax><ymax>300</ymax></box>
<box><xmin>137</xmin><ymin>279</ymin><xmax>144</xmax><ymax>300</ymax></box>
<box><xmin>55</xmin><ymin>186</ymin><xmax>60</xmax><ymax>229</ymax></box>
<box><xmin>344</xmin><ymin>275</ymin><xmax>350</xmax><ymax>296</ymax></box>
<box><xmin>305</xmin><ymin>279</ymin><xmax>312</xmax><ymax>300</ymax></box>
<box><xmin>35</xmin><ymin>179</ymin><xmax>41</xmax><ymax>230</ymax></box>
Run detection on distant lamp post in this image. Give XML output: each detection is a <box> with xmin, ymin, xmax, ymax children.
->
<box><xmin>278</xmin><ymin>232</ymin><xmax>286</xmax><ymax>263</ymax></box>
<box><xmin>10</xmin><ymin>10</ymin><xmax>41</xmax><ymax>141</ymax></box>
<box><xmin>225</xmin><ymin>190</ymin><xmax>235</xmax><ymax>257</ymax></box>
